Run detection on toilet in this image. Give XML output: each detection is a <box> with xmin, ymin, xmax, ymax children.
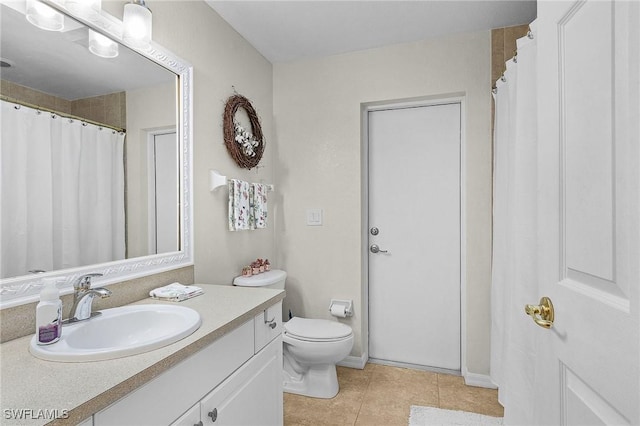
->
<box><xmin>233</xmin><ymin>269</ymin><xmax>354</xmax><ymax>399</ymax></box>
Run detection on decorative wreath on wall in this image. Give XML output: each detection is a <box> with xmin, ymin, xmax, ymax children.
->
<box><xmin>223</xmin><ymin>94</ymin><xmax>265</xmax><ymax>169</ymax></box>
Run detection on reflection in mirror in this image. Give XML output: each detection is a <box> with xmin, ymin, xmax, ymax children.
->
<box><xmin>0</xmin><ymin>1</ymin><xmax>193</xmax><ymax>305</ymax></box>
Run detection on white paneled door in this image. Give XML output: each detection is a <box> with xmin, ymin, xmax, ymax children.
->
<box><xmin>533</xmin><ymin>1</ymin><xmax>639</xmax><ymax>424</ymax></box>
<box><xmin>368</xmin><ymin>102</ymin><xmax>461</xmax><ymax>371</ymax></box>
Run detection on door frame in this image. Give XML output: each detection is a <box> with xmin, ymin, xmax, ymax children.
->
<box><xmin>360</xmin><ymin>94</ymin><xmax>468</xmax><ymax>378</ymax></box>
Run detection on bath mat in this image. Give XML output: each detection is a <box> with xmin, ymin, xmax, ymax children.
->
<box><xmin>408</xmin><ymin>406</ymin><xmax>503</xmax><ymax>425</ymax></box>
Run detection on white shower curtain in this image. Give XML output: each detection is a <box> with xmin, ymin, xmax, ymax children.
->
<box><xmin>1</xmin><ymin>100</ymin><xmax>125</xmax><ymax>278</ymax></box>
<box><xmin>490</xmin><ymin>22</ymin><xmax>538</xmax><ymax>425</ymax></box>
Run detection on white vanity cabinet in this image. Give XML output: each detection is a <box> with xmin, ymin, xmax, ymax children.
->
<box><xmin>173</xmin><ymin>301</ymin><xmax>283</xmax><ymax>426</ymax></box>
<box><xmin>172</xmin><ymin>336</ymin><xmax>282</xmax><ymax>426</ymax></box>
<box><xmin>200</xmin><ymin>337</ymin><xmax>282</xmax><ymax>425</ymax></box>
<box><xmin>94</xmin><ymin>301</ymin><xmax>283</xmax><ymax>426</ymax></box>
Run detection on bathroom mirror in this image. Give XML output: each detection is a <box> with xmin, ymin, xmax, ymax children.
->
<box><xmin>0</xmin><ymin>0</ymin><xmax>193</xmax><ymax>307</ymax></box>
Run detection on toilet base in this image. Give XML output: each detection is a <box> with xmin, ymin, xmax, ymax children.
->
<box><xmin>283</xmin><ymin>364</ymin><xmax>339</xmax><ymax>399</ymax></box>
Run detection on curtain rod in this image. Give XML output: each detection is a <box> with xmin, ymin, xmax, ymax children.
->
<box><xmin>0</xmin><ymin>95</ymin><xmax>126</xmax><ymax>133</ymax></box>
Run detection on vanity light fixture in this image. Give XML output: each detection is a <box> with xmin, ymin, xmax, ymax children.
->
<box><xmin>122</xmin><ymin>0</ymin><xmax>152</xmax><ymax>48</ymax></box>
<box><xmin>65</xmin><ymin>0</ymin><xmax>101</xmax><ymax>19</ymax></box>
<box><xmin>25</xmin><ymin>0</ymin><xmax>64</xmax><ymax>31</ymax></box>
<box><xmin>88</xmin><ymin>29</ymin><xmax>119</xmax><ymax>58</ymax></box>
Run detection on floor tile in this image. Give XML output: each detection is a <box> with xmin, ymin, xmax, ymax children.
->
<box><xmin>284</xmin><ymin>392</ymin><xmax>360</xmax><ymax>426</ymax></box>
<box><xmin>356</xmin><ymin>379</ymin><xmax>439</xmax><ymax>425</ymax></box>
<box><xmin>437</xmin><ymin>373</ymin><xmax>504</xmax><ymax>417</ymax></box>
<box><xmin>284</xmin><ymin>363</ymin><xmax>504</xmax><ymax>425</ymax></box>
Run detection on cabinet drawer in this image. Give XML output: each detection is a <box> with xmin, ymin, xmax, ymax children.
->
<box><xmin>254</xmin><ymin>301</ymin><xmax>283</xmax><ymax>352</ymax></box>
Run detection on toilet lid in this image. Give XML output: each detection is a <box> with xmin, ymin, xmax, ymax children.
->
<box><xmin>284</xmin><ymin>317</ymin><xmax>352</xmax><ymax>342</ymax></box>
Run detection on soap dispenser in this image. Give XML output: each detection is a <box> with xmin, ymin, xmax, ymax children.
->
<box><xmin>35</xmin><ymin>278</ymin><xmax>63</xmax><ymax>345</ymax></box>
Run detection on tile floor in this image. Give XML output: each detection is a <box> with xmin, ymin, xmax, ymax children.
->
<box><xmin>284</xmin><ymin>363</ymin><xmax>504</xmax><ymax>426</ymax></box>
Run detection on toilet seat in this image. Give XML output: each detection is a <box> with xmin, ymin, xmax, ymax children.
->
<box><xmin>284</xmin><ymin>317</ymin><xmax>352</xmax><ymax>342</ymax></box>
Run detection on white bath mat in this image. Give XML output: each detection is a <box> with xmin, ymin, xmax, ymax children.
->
<box><xmin>408</xmin><ymin>406</ymin><xmax>503</xmax><ymax>425</ymax></box>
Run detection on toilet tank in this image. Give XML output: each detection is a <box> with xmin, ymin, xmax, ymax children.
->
<box><xmin>233</xmin><ymin>269</ymin><xmax>287</xmax><ymax>289</ymax></box>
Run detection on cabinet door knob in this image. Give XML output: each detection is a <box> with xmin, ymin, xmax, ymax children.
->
<box><xmin>264</xmin><ymin>311</ymin><xmax>277</xmax><ymax>329</ymax></box>
<box><xmin>208</xmin><ymin>408</ymin><xmax>218</xmax><ymax>422</ymax></box>
<box><xmin>194</xmin><ymin>422</ymin><xmax>203</xmax><ymax>426</ymax></box>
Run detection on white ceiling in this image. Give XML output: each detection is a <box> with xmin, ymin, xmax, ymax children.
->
<box><xmin>206</xmin><ymin>1</ymin><xmax>537</xmax><ymax>63</ymax></box>
<box><xmin>1</xmin><ymin>1</ymin><xmax>536</xmax><ymax>100</ymax></box>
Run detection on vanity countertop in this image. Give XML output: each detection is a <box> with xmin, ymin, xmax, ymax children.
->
<box><xmin>0</xmin><ymin>284</ymin><xmax>285</xmax><ymax>426</ymax></box>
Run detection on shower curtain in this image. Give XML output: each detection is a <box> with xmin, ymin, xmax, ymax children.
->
<box><xmin>1</xmin><ymin>100</ymin><xmax>126</xmax><ymax>278</ymax></box>
<box><xmin>490</xmin><ymin>22</ymin><xmax>538</xmax><ymax>425</ymax></box>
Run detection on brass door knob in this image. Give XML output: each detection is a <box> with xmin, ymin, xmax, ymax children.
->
<box><xmin>525</xmin><ymin>296</ymin><xmax>554</xmax><ymax>329</ymax></box>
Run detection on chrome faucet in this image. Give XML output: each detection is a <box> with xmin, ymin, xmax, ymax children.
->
<box><xmin>65</xmin><ymin>273</ymin><xmax>111</xmax><ymax>324</ymax></box>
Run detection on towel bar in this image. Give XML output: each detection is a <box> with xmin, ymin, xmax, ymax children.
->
<box><xmin>209</xmin><ymin>170</ymin><xmax>274</xmax><ymax>192</ymax></box>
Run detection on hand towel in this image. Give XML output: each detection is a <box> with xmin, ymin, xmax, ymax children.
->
<box><xmin>149</xmin><ymin>283</ymin><xmax>204</xmax><ymax>302</ymax></box>
<box><xmin>228</xmin><ymin>179</ymin><xmax>251</xmax><ymax>231</ymax></box>
<box><xmin>251</xmin><ymin>183</ymin><xmax>268</xmax><ymax>229</ymax></box>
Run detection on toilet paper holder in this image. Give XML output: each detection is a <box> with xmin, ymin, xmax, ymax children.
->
<box><xmin>329</xmin><ymin>299</ymin><xmax>353</xmax><ymax>317</ymax></box>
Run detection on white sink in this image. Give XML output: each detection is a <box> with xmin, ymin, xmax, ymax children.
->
<box><xmin>29</xmin><ymin>304</ymin><xmax>201</xmax><ymax>362</ymax></box>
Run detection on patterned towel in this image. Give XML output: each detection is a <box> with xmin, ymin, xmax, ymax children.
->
<box><xmin>252</xmin><ymin>183</ymin><xmax>268</xmax><ymax>229</ymax></box>
<box><xmin>228</xmin><ymin>179</ymin><xmax>251</xmax><ymax>231</ymax></box>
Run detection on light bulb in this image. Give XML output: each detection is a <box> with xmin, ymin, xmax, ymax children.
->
<box><xmin>123</xmin><ymin>1</ymin><xmax>152</xmax><ymax>48</ymax></box>
<box><xmin>89</xmin><ymin>29</ymin><xmax>119</xmax><ymax>58</ymax></box>
<box><xmin>26</xmin><ymin>0</ymin><xmax>64</xmax><ymax>31</ymax></box>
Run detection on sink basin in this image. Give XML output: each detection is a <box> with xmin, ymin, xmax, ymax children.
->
<box><xmin>29</xmin><ymin>304</ymin><xmax>201</xmax><ymax>362</ymax></box>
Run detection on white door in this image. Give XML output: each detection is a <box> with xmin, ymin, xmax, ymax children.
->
<box><xmin>368</xmin><ymin>102</ymin><xmax>461</xmax><ymax>371</ymax></box>
<box><xmin>533</xmin><ymin>1</ymin><xmax>639</xmax><ymax>424</ymax></box>
<box><xmin>148</xmin><ymin>131</ymin><xmax>178</xmax><ymax>254</ymax></box>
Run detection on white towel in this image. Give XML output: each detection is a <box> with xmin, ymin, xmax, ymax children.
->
<box><xmin>149</xmin><ymin>283</ymin><xmax>203</xmax><ymax>302</ymax></box>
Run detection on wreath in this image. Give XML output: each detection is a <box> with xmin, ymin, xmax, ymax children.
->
<box><xmin>223</xmin><ymin>94</ymin><xmax>265</xmax><ymax>169</ymax></box>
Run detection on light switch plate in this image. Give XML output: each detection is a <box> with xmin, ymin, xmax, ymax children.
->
<box><xmin>306</xmin><ymin>208</ymin><xmax>323</xmax><ymax>226</ymax></box>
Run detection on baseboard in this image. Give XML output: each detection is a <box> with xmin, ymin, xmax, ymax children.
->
<box><xmin>337</xmin><ymin>355</ymin><xmax>497</xmax><ymax>387</ymax></box>
<box><xmin>463</xmin><ymin>372</ymin><xmax>498</xmax><ymax>389</ymax></box>
<box><xmin>337</xmin><ymin>352</ymin><xmax>368</xmax><ymax>369</ymax></box>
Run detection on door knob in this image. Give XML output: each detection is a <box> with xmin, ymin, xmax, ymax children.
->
<box><xmin>370</xmin><ymin>244</ymin><xmax>388</xmax><ymax>254</ymax></box>
<box><xmin>525</xmin><ymin>297</ymin><xmax>554</xmax><ymax>329</ymax></box>
<box><xmin>208</xmin><ymin>408</ymin><xmax>218</xmax><ymax>422</ymax></box>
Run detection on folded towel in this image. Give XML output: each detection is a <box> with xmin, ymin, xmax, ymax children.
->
<box><xmin>149</xmin><ymin>283</ymin><xmax>204</xmax><ymax>302</ymax></box>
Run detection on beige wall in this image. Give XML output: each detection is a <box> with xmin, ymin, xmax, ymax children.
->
<box><xmin>273</xmin><ymin>31</ymin><xmax>493</xmax><ymax>374</ymax></box>
<box><xmin>138</xmin><ymin>1</ymin><xmax>276</xmax><ymax>284</ymax></box>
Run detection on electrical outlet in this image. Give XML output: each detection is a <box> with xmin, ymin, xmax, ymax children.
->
<box><xmin>306</xmin><ymin>208</ymin><xmax>323</xmax><ymax>226</ymax></box>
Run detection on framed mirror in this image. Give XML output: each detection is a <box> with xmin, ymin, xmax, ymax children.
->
<box><xmin>0</xmin><ymin>0</ymin><xmax>193</xmax><ymax>308</ymax></box>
